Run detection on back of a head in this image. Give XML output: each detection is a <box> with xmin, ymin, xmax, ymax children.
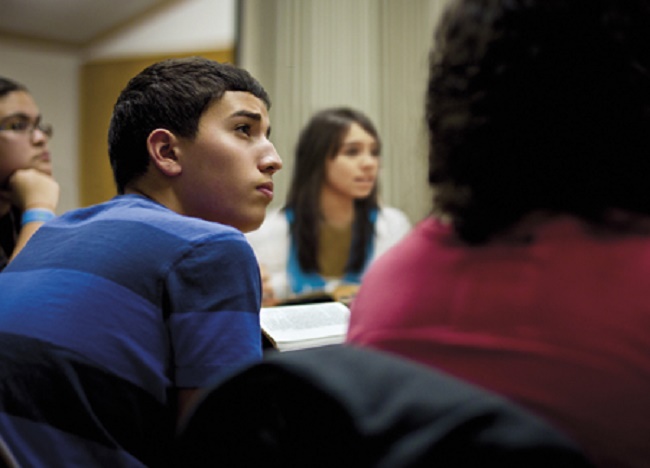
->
<box><xmin>427</xmin><ymin>0</ymin><xmax>650</xmax><ymax>243</ymax></box>
<box><xmin>108</xmin><ymin>57</ymin><xmax>270</xmax><ymax>194</ymax></box>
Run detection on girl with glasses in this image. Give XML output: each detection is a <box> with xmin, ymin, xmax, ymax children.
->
<box><xmin>0</xmin><ymin>76</ymin><xmax>59</xmax><ymax>270</ymax></box>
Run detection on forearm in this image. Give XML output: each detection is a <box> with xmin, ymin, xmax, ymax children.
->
<box><xmin>5</xmin><ymin>169</ymin><xmax>60</xmax><ymax>262</ymax></box>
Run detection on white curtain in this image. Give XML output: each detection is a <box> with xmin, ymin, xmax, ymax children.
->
<box><xmin>238</xmin><ymin>0</ymin><xmax>451</xmax><ymax>224</ymax></box>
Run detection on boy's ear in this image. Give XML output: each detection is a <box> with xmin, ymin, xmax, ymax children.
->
<box><xmin>146</xmin><ymin>129</ymin><xmax>182</xmax><ymax>177</ymax></box>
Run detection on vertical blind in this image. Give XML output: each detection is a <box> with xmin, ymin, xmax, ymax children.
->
<box><xmin>238</xmin><ymin>0</ymin><xmax>451</xmax><ymax>224</ymax></box>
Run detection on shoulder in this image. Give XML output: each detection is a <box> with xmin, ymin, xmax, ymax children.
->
<box><xmin>377</xmin><ymin>206</ymin><xmax>411</xmax><ymax>224</ymax></box>
<box><xmin>54</xmin><ymin>195</ymin><xmax>252</xmax><ymax>269</ymax></box>
<box><xmin>375</xmin><ymin>206</ymin><xmax>412</xmax><ymax>237</ymax></box>
<box><xmin>74</xmin><ymin>195</ymin><xmax>247</xmax><ymax>244</ymax></box>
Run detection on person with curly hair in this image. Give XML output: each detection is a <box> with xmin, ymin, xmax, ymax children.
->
<box><xmin>347</xmin><ymin>1</ymin><xmax>650</xmax><ymax>466</ymax></box>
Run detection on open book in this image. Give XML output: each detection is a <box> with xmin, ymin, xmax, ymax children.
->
<box><xmin>260</xmin><ymin>301</ymin><xmax>350</xmax><ymax>352</ymax></box>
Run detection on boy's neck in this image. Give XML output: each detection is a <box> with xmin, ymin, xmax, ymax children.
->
<box><xmin>124</xmin><ymin>178</ymin><xmax>179</xmax><ymax>215</ymax></box>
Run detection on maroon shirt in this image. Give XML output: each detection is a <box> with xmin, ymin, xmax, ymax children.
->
<box><xmin>348</xmin><ymin>215</ymin><xmax>650</xmax><ymax>468</ymax></box>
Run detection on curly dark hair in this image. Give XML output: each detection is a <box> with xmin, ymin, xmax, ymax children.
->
<box><xmin>427</xmin><ymin>0</ymin><xmax>650</xmax><ymax>243</ymax></box>
<box><xmin>108</xmin><ymin>57</ymin><xmax>271</xmax><ymax>194</ymax></box>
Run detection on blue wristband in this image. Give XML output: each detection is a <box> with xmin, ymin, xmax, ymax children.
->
<box><xmin>21</xmin><ymin>208</ymin><xmax>56</xmax><ymax>227</ymax></box>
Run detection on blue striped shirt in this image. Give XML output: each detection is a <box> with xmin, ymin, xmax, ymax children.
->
<box><xmin>0</xmin><ymin>194</ymin><xmax>263</xmax><ymax>466</ymax></box>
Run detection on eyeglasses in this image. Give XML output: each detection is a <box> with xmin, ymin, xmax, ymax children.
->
<box><xmin>0</xmin><ymin>113</ymin><xmax>53</xmax><ymax>139</ymax></box>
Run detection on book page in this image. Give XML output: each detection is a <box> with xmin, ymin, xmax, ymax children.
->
<box><xmin>260</xmin><ymin>302</ymin><xmax>350</xmax><ymax>347</ymax></box>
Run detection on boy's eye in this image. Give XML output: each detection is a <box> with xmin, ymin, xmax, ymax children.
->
<box><xmin>236</xmin><ymin>124</ymin><xmax>251</xmax><ymax>136</ymax></box>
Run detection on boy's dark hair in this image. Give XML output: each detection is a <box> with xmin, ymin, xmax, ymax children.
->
<box><xmin>108</xmin><ymin>57</ymin><xmax>271</xmax><ymax>194</ymax></box>
<box><xmin>285</xmin><ymin>107</ymin><xmax>380</xmax><ymax>273</ymax></box>
<box><xmin>426</xmin><ymin>0</ymin><xmax>650</xmax><ymax>243</ymax></box>
<box><xmin>0</xmin><ymin>77</ymin><xmax>27</xmax><ymax>99</ymax></box>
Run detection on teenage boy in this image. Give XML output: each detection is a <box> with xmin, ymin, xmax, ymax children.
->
<box><xmin>0</xmin><ymin>57</ymin><xmax>282</xmax><ymax>467</ymax></box>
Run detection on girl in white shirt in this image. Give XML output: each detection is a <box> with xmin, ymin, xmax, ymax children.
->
<box><xmin>247</xmin><ymin>107</ymin><xmax>411</xmax><ymax>305</ymax></box>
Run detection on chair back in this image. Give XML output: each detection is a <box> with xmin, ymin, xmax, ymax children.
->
<box><xmin>176</xmin><ymin>345</ymin><xmax>593</xmax><ymax>468</ymax></box>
